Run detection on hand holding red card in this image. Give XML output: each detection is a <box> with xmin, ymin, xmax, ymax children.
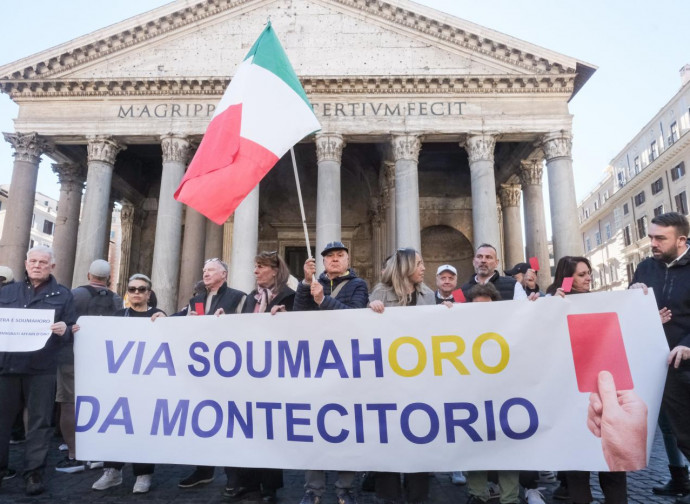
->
<box><xmin>452</xmin><ymin>289</ymin><xmax>466</xmax><ymax>303</ymax></box>
<box><xmin>561</xmin><ymin>277</ymin><xmax>574</xmax><ymax>293</ymax></box>
<box><xmin>194</xmin><ymin>302</ymin><xmax>205</xmax><ymax>315</ymax></box>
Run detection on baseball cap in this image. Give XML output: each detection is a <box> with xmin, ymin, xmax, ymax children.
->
<box><xmin>504</xmin><ymin>262</ymin><xmax>529</xmax><ymax>276</ymax></box>
<box><xmin>436</xmin><ymin>264</ymin><xmax>457</xmax><ymax>275</ymax></box>
<box><xmin>321</xmin><ymin>241</ymin><xmax>348</xmax><ymax>256</ymax></box>
<box><xmin>88</xmin><ymin>259</ymin><xmax>111</xmax><ymax>277</ymax></box>
<box><xmin>0</xmin><ymin>265</ymin><xmax>13</xmax><ymax>283</ymax></box>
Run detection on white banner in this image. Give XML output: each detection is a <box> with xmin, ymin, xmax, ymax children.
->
<box><xmin>74</xmin><ymin>290</ymin><xmax>668</xmax><ymax>471</ymax></box>
<box><xmin>0</xmin><ymin>308</ymin><xmax>54</xmax><ymax>352</ymax></box>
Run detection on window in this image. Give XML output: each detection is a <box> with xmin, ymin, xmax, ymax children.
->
<box><xmin>623</xmin><ymin>203</ymin><xmax>629</xmax><ymax>215</ymax></box>
<box><xmin>637</xmin><ymin>215</ymin><xmax>648</xmax><ymax>240</ymax></box>
<box><xmin>634</xmin><ymin>191</ymin><xmax>645</xmax><ymax>206</ymax></box>
<box><xmin>617</xmin><ymin>171</ymin><xmax>626</xmax><ymax>187</ymax></box>
<box><xmin>654</xmin><ymin>205</ymin><xmax>664</xmax><ymax>217</ymax></box>
<box><xmin>31</xmin><ymin>213</ymin><xmax>35</xmax><ymax>228</ymax></box>
<box><xmin>650</xmin><ymin>141</ymin><xmax>658</xmax><ymax>161</ymax></box>
<box><xmin>605</xmin><ymin>223</ymin><xmax>612</xmax><ymax>239</ymax></box>
<box><xmin>671</xmin><ymin>162</ymin><xmax>686</xmax><ymax>181</ymax></box>
<box><xmin>42</xmin><ymin>220</ymin><xmax>54</xmax><ymax>236</ymax></box>
<box><xmin>626</xmin><ymin>263</ymin><xmax>635</xmax><ymax>284</ymax></box>
<box><xmin>623</xmin><ymin>225</ymin><xmax>632</xmax><ymax>246</ymax></box>
<box><xmin>676</xmin><ymin>191</ymin><xmax>689</xmax><ymax>215</ymax></box>
<box><xmin>651</xmin><ymin>177</ymin><xmax>664</xmax><ymax>195</ymax></box>
<box><xmin>584</xmin><ymin>208</ymin><xmax>590</xmax><ymax>218</ymax></box>
<box><xmin>634</xmin><ymin>156</ymin><xmax>641</xmax><ymax>174</ymax></box>
<box><xmin>603</xmin><ymin>190</ymin><xmax>609</xmax><ymax>201</ymax></box>
<box><xmin>670</xmin><ymin>122</ymin><xmax>679</xmax><ymax>144</ymax></box>
<box><xmin>594</xmin><ymin>200</ymin><xmax>600</xmax><ymax>211</ymax></box>
<box><xmin>610</xmin><ymin>264</ymin><xmax>618</xmax><ymax>282</ymax></box>
<box><xmin>585</xmin><ymin>237</ymin><xmax>591</xmax><ymax>252</ymax></box>
<box><xmin>29</xmin><ymin>239</ymin><xmax>35</xmax><ymax>248</ymax></box>
<box><xmin>595</xmin><ymin>231</ymin><xmax>602</xmax><ymax>246</ymax></box>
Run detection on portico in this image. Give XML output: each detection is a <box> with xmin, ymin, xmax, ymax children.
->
<box><xmin>0</xmin><ymin>0</ymin><xmax>593</xmax><ymax>312</ymax></box>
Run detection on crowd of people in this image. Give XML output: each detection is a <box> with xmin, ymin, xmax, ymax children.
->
<box><xmin>1</xmin><ymin>211</ymin><xmax>690</xmax><ymax>504</ymax></box>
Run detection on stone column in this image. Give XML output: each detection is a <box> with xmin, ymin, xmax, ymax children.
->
<box><xmin>151</xmin><ymin>134</ymin><xmax>190</xmax><ymax>315</ymax></box>
<box><xmin>51</xmin><ymin>162</ymin><xmax>85</xmax><ymax>287</ymax></box>
<box><xmin>229</xmin><ymin>185</ymin><xmax>259</xmax><ymax>293</ymax></box>
<box><xmin>315</xmin><ymin>133</ymin><xmax>345</xmax><ymax>274</ymax></box>
<box><xmin>118</xmin><ymin>202</ymin><xmax>135</xmax><ymax>297</ymax></box>
<box><xmin>382</xmin><ymin>161</ymin><xmax>396</xmax><ymax>257</ymax></box>
<box><xmin>464</xmin><ymin>134</ymin><xmax>501</xmax><ymax>253</ymax></box>
<box><xmin>520</xmin><ymin>159</ymin><xmax>552</xmax><ymax>290</ymax></box>
<box><xmin>0</xmin><ymin>133</ymin><xmax>51</xmax><ymax>276</ymax></box>
<box><xmin>391</xmin><ymin>134</ymin><xmax>422</xmax><ymax>251</ymax></box>
<box><xmin>499</xmin><ymin>184</ymin><xmax>524</xmax><ymax>269</ymax></box>
<box><xmin>542</xmin><ymin>131</ymin><xmax>582</xmax><ymax>260</ymax></box>
<box><xmin>178</xmin><ymin>206</ymin><xmax>207</xmax><ymax>307</ymax></box>
<box><xmin>103</xmin><ymin>196</ymin><xmax>116</xmax><ymax>262</ymax></box>
<box><xmin>205</xmin><ymin>220</ymin><xmax>224</xmax><ymax>260</ymax></box>
<box><xmin>72</xmin><ymin>136</ymin><xmax>124</xmax><ymax>286</ymax></box>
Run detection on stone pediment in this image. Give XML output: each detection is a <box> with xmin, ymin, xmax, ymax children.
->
<box><xmin>0</xmin><ymin>0</ymin><xmax>595</xmax><ymax>99</ymax></box>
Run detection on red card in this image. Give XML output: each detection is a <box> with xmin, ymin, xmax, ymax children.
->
<box><xmin>561</xmin><ymin>277</ymin><xmax>574</xmax><ymax>293</ymax></box>
<box><xmin>194</xmin><ymin>302</ymin><xmax>205</xmax><ymax>315</ymax></box>
<box><xmin>529</xmin><ymin>256</ymin><xmax>539</xmax><ymax>271</ymax></box>
<box><xmin>452</xmin><ymin>289</ymin><xmax>466</xmax><ymax>303</ymax></box>
<box><xmin>567</xmin><ymin>312</ymin><xmax>634</xmax><ymax>393</ymax></box>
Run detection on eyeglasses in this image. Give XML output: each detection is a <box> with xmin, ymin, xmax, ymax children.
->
<box><xmin>127</xmin><ymin>286</ymin><xmax>148</xmax><ymax>293</ymax></box>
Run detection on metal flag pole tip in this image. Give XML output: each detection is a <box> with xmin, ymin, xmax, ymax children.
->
<box><xmin>290</xmin><ymin>147</ymin><xmax>313</xmax><ymax>259</ymax></box>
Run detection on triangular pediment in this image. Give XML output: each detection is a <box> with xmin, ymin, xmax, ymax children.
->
<box><xmin>0</xmin><ymin>0</ymin><xmax>595</xmax><ymax>97</ymax></box>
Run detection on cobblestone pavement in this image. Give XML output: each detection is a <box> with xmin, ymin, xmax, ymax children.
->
<box><xmin>0</xmin><ymin>429</ymin><xmax>681</xmax><ymax>503</ymax></box>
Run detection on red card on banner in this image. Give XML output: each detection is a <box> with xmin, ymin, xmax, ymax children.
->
<box><xmin>529</xmin><ymin>256</ymin><xmax>539</xmax><ymax>271</ymax></box>
<box><xmin>194</xmin><ymin>302</ymin><xmax>205</xmax><ymax>315</ymax></box>
<box><xmin>452</xmin><ymin>289</ymin><xmax>466</xmax><ymax>303</ymax></box>
<box><xmin>567</xmin><ymin>312</ymin><xmax>634</xmax><ymax>393</ymax></box>
<box><xmin>561</xmin><ymin>277</ymin><xmax>574</xmax><ymax>293</ymax></box>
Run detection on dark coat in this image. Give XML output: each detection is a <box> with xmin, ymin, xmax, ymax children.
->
<box><xmin>293</xmin><ymin>269</ymin><xmax>368</xmax><ymax>311</ymax></box>
<box><xmin>461</xmin><ymin>270</ymin><xmax>519</xmax><ymax>301</ymax></box>
<box><xmin>632</xmin><ymin>248</ymin><xmax>690</xmax><ymax>350</ymax></box>
<box><xmin>243</xmin><ymin>285</ymin><xmax>295</xmax><ymax>313</ymax></box>
<box><xmin>188</xmin><ymin>282</ymin><xmax>246</xmax><ymax>315</ymax></box>
<box><xmin>0</xmin><ymin>274</ymin><xmax>76</xmax><ymax>375</ymax></box>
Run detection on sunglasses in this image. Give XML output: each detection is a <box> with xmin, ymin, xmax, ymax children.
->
<box><xmin>127</xmin><ymin>286</ymin><xmax>149</xmax><ymax>293</ymax></box>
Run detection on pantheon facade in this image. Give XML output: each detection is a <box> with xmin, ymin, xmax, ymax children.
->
<box><xmin>0</xmin><ymin>0</ymin><xmax>594</xmax><ymax>314</ymax></box>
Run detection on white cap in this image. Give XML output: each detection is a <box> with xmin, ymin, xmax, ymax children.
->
<box><xmin>436</xmin><ymin>264</ymin><xmax>457</xmax><ymax>275</ymax></box>
<box><xmin>88</xmin><ymin>259</ymin><xmax>111</xmax><ymax>278</ymax></box>
<box><xmin>0</xmin><ymin>265</ymin><xmax>13</xmax><ymax>283</ymax></box>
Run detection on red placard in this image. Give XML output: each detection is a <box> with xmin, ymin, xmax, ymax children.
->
<box><xmin>561</xmin><ymin>277</ymin><xmax>574</xmax><ymax>293</ymax></box>
<box><xmin>529</xmin><ymin>256</ymin><xmax>539</xmax><ymax>271</ymax></box>
<box><xmin>194</xmin><ymin>302</ymin><xmax>205</xmax><ymax>315</ymax></box>
<box><xmin>452</xmin><ymin>289</ymin><xmax>466</xmax><ymax>303</ymax></box>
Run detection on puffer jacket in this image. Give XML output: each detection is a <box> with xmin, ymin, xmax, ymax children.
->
<box><xmin>293</xmin><ymin>268</ymin><xmax>368</xmax><ymax>311</ymax></box>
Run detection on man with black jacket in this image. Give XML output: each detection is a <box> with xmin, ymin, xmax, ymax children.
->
<box><xmin>461</xmin><ymin>243</ymin><xmax>527</xmax><ymax>301</ymax></box>
<box><xmin>0</xmin><ymin>246</ymin><xmax>76</xmax><ymax>496</ymax></box>
<box><xmin>630</xmin><ymin>212</ymin><xmax>690</xmax><ymax>504</ymax></box>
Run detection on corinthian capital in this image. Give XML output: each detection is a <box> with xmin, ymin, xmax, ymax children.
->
<box><xmin>315</xmin><ymin>133</ymin><xmax>345</xmax><ymax>163</ymax></box>
<box><xmin>52</xmin><ymin>162</ymin><xmax>86</xmax><ymax>188</ymax></box>
<box><xmin>161</xmin><ymin>134</ymin><xmax>191</xmax><ymax>163</ymax></box>
<box><xmin>499</xmin><ymin>184</ymin><xmax>522</xmax><ymax>208</ymax></box>
<box><xmin>3</xmin><ymin>132</ymin><xmax>52</xmax><ymax>164</ymax></box>
<box><xmin>391</xmin><ymin>134</ymin><xmax>421</xmax><ymax>162</ymax></box>
<box><xmin>87</xmin><ymin>136</ymin><xmax>125</xmax><ymax>165</ymax></box>
<box><xmin>519</xmin><ymin>159</ymin><xmax>544</xmax><ymax>186</ymax></box>
<box><xmin>463</xmin><ymin>134</ymin><xmax>496</xmax><ymax>164</ymax></box>
<box><xmin>541</xmin><ymin>131</ymin><xmax>572</xmax><ymax>161</ymax></box>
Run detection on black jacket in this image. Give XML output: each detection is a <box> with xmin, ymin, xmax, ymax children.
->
<box><xmin>189</xmin><ymin>282</ymin><xmax>246</xmax><ymax>315</ymax></box>
<box><xmin>0</xmin><ymin>274</ymin><xmax>76</xmax><ymax>375</ymax></box>
<box><xmin>293</xmin><ymin>269</ymin><xmax>368</xmax><ymax>311</ymax></box>
<box><xmin>461</xmin><ymin>271</ymin><xmax>519</xmax><ymax>301</ymax></box>
<box><xmin>243</xmin><ymin>285</ymin><xmax>295</xmax><ymax>313</ymax></box>
<box><xmin>631</xmin><ymin>248</ymin><xmax>690</xmax><ymax>350</ymax></box>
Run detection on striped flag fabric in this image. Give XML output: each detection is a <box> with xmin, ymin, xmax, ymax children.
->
<box><xmin>174</xmin><ymin>21</ymin><xmax>321</xmax><ymax>224</ymax></box>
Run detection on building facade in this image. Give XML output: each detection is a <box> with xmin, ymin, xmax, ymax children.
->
<box><xmin>0</xmin><ymin>184</ymin><xmax>57</xmax><ymax>251</ymax></box>
<box><xmin>0</xmin><ymin>0</ymin><xmax>594</xmax><ymax>313</ymax></box>
<box><xmin>579</xmin><ymin>65</ymin><xmax>690</xmax><ymax>291</ymax></box>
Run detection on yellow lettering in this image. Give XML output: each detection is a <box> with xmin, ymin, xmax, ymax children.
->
<box><xmin>472</xmin><ymin>332</ymin><xmax>509</xmax><ymax>374</ymax></box>
<box><xmin>431</xmin><ymin>335</ymin><xmax>469</xmax><ymax>376</ymax></box>
<box><xmin>388</xmin><ymin>337</ymin><xmax>426</xmax><ymax>377</ymax></box>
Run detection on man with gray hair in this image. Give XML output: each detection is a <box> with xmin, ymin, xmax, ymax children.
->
<box><xmin>0</xmin><ymin>246</ymin><xmax>76</xmax><ymax>496</ymax></box>
<box><xmin>55</xmin><ymin>259</ymin><xmax>122</xmax><ymax>474</ymax></box>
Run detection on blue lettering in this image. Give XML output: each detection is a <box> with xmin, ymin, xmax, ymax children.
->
<box><xmin>227</xmin><ymin>401</ymin><xmax>253</xmax><ymax>438</ymax></box>
<box><xmin>151</xmin><ymin>399</ymin><xmax>189</xmax><ymax>435</ymax></box>
<box><xmin>188</xmin><ymin>341</ymin><xmax>210</xmax><ymax>377</ymax></box>
<box><xmin>286</xmin><ymin>403</ymin><xmax>313</xmax><ymax>442</ymax></box>
<box><xmin>351</xmin><ymin>338</ymin><xmax>383</xmax><ymax>378</ymax></box>
<box><xmin>191</xmin><ymin>400</ymin><xmax>222</xmax><ymax>438</ymax></box>
<box><xmin>106</xmin><ymin>340</ymin><xmax>135</xmax><ymax>373</ymax></box>
<box><xmin>143</xmin><ymin>343</ymin><xmax>176</xmax><ymax>376</ymax></box>
<box><xmin>317</xmin><ymin>403</ymin><xmax>348</xmax><ymax>443</ymax></box>
<box><xmin>75</xmin><ymin>396</ymin><xmax>100</xmax><ymax>432</ymax></box>
<box><xmin>247</xmin><ymin>341</ymin><xmax>271</xmax><ymax>378</ymax></box>
<box><xmin>354</xmin><ymin>403</ymin><xmax>364</xmax><ymax>443</ymax></box>
<box><xmin>400</xmin><ymin>403</ymin><xmax>439</xmax><ymax>444</ymax></box>
<box><xmin>444</xmin><ymin>402</ymin><xmax>482</xmax><ymax>442</ymax></box>
<box><xmin>366</xmin><ymin>403</ymin><xmax>397</xmax><ymax>443</ymax></box>
<box><xmin>97</xmin><ymin>397</ymin><xmax>133</xmax><ymax>434</ymax></box>
<box><xmin>215</xmin><ymin>341</ymin><xmax>241</xmax><ymax>377</ymax></box>
<box><xmin>278</xmin><ymin>340</ymin><xmax>311</xmax><ymax>377</ymax></box>
<box><xmin>499</xmin><ymin>398</ymin><xmax>539</xmax><ymax>440</ymax></box>
<box><xmin>256</xmin><ymin>402</ymin><xmax>282</xmax><ymax>440</ymax></box>
<box><xmin>315</xmin><ymin>340</ymin><xmax>348</xmax><ymax>378</ymax></box>
<box><xmin>132</xmin><ymin>341</ymin><xmax>145</xmax><ymax>374</ymax></box>
<box><xmin>485</xmin><ymin>400</ymin><xmax>496</xmax><ymax>441</ymax></box>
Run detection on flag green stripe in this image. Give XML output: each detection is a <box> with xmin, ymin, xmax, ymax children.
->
<box><xmin>244</xmin><ymin>22</ymin><xmax>312</xmax><ymax>108</ymax></box>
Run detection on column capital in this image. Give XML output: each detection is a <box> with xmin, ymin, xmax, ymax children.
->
<box><xmin>463</xmin><ymin>133</ymin><xmax>496</xmax><ymax>163</ymax></box>
<box><xmin>87</xmin><ymin>136</ymin><xmax>125</xmax><ymax>165</ymax></box>
<box><xmin>161</xmin><ymin>134</ymin><xmax>192</xmax><ymax>163</ymax></box>
<box><xmin>3</xmin><ymin>132</ymin><xmax>52</xmax><ymax>164</ymax></box>
<box><xmin>315</xmin><ymin>133</ymin><xmax>345</xmax><ymax>163</ymax></box>
<box><xmin>499</xmin><ymin>184</ymin><xmax>522</xmax><ymax>208</ymax></box>
<box><xmin>52</xmin><ymin>162</ymin><xmax>86</xmax><ymax>187</ymax></box>
<box><xmin>541</xmin><ymin>131</ymin><xmax>572</xmax><ymax>161</ymax></box>
<box><xmin>519</xmin><ymin>159</ymin><xmax>544</xmax><ymax>186</ymax></box>
<box><xmin>120</xmin><ymin>201</ymin><xmax>135</xmax><ymax>223</ymax></box>
<box><xmin>391</xmin><ymin>133</ymin><xmax>421</xmax><ymax>162</ymax></box>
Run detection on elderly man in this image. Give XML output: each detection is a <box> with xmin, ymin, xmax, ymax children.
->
<box><xmin>435</xmin><ymin>264</ymin><xmax>458</xmax><ymax>304</ymax></box>
<box><xmin>175</xmin><ymin>258</ymin><xmax>247</xmax><ymax>492</ymax></box>
<box><xmin>55</xmin><ymin>259</ymin><xmax>122</xmax><ymax>474</ymax></box>
<box><xmin>461</xmin><ymin>244</ymin><xmax>527</xmax><ymax>301</ymax></box>
<box><xmin>0</xmin><ymin>246</ymin><xmax>76</xmax><ymax>496</ymax></box>
<box><xmin>294</xmin><ymin>241</ymin><xmax>368</xmax><ymax>504</ymax></box>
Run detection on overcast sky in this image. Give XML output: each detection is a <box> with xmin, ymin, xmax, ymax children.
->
<box><xmin>1</xmin><ymin>0</ymin><xmax>689</xmax><ymax>212</ymax></box>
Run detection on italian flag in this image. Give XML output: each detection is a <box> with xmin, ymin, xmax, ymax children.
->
<box><xmin>174</xmin><ymin>22</ymin><xmax>321</xmax><ymax>224</ymax></box>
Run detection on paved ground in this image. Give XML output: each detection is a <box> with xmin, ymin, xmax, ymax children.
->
<box><xmin>0</xmin><ymin>429</ymin><xmax>681</xmax><ymax>503</ymax></box>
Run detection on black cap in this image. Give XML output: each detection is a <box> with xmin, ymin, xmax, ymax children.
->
<box><xmin>321</xmin><ymin>241</ymin><xmax>348</xmax><ymax>256</ymax></box>
<box><xmin>504</xmin><ymin>262</ymin><xmax>529</xmax><ymax>276</ymax></box>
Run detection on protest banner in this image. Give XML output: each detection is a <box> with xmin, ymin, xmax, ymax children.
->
<box><xmin>0</xmin><ymin>308</ymin><xmax>54</xmax><ymax>352</ymax></box>
<box><xmin>74</xmin><ymin>290</ymin><xmax>667</xmax><ymax>471</ymax></box>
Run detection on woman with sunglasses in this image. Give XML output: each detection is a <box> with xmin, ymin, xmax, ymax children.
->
<box><xmin>368</xmin><ymin>248</ymin><xmax>438</xmax><ymax>504</ymax></box>
<box><xmin>91</xmin><ymin>274</ymin><xmax>165</xmax><ymax>494</ymax></box>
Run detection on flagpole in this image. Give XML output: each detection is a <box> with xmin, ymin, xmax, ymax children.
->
<box><xmin>290</xmin><ymin>147</ymin><xmax>313</xmax><ymax>259</ymax></box>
